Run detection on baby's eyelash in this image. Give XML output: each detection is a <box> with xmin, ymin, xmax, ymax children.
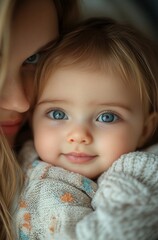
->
<box><xmin>99</xmin><ymin>110</ymin><xmax>121</xmax><ymax>117</ymax></box>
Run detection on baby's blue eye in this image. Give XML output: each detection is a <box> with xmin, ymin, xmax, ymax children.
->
<box><xmin>24</xmin><ymin>53</ymin><xmax>40</xmax><ymax>64</ymax></box>
<box><xmin>97</xmin><ymin>112</ymin><xmax>118</xmax><ymax>123</ymax></box>
<box><xmin>47</xmin><ymin>110</ymin><xmax>68</xmax><ymax>120</ymax></box>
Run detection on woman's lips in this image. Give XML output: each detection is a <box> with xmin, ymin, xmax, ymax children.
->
<box><xmin>64</xmin><ymin>152</ymin><xmax>97</xmax><ymax>163</ymax></box>
<box><xmin>0</xmin><ymin>119</ymin><xmax>22</xmax><ymax>136</ymax></box>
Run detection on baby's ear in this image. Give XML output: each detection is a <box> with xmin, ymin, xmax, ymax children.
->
<box><xmin>138</xmin><ymin>112</ymin><xmax>158</xmax><ymax>148</ymax></box>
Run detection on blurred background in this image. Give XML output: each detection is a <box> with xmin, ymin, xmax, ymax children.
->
<box><xmin>79</xmin><ymin>0</ymin><xmax>158</xmax><ymax>41</ymax></box>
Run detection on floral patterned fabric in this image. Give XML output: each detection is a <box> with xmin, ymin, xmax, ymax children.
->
<box><xmin>15</xmin><ymin>141</ymin><xmax>97</xmax><ymax>240</ymax></box>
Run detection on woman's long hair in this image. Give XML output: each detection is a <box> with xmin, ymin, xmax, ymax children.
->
<box><xmin>0</xmin><ymin>133</ymin><xmax>23</xmax><ymax>240</ymax></box>
<box><xmin>0</xmin><ymin>0</ymin><xmax>12</xmax><ymax>90</ymax></box>
<box><xmin>0</xmin><ymin>1</ymin><xmax>24</xmax><ymax>239</ymax></box>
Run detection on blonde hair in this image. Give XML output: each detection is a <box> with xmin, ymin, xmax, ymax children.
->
<box><xmin>0</xmin><ymin>133</ymin><xmax>23</xmax><ymax>240</ymax></box>
<box><xmin>36</xmin><ymin>17</ymin><xmax>158</xmax><ymax>116</ymax></box>
<box><xmin>0</xmin><ymin>0</ymin><xmax>13</xmax><ymax>91</ymax></box>
<box><xmin>0</xmin><ymin>0</ymin><xmax>80</xmax><ymax>239</ymax></box>
<box><xmin>0</xmin><ymin>2</ymin><xmax>24</xmax><ymax>239</ymax></box>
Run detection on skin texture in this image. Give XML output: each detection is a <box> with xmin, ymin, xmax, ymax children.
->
<box><xmin>33</xmin><ymin>67</ymin><xmax>154</xmax><ymax>179</ymax></box>
<box><xmin>0</xmin><ymin>0</ymin><xmax>58</xmax><ymax>145</ymax></box>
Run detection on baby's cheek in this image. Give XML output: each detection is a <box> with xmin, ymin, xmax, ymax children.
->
<box><xmin>112</xmin><ymin>136</ymin><xmax>137</xmax><ymax>159</ymax></box>
<box><xmin>98</xmin><ymin>133</ymin><xmax>136</xmax><ymax>162</ymax></box>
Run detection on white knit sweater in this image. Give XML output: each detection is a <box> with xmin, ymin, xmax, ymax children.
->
<box><xmin>76</xmin><ymin>150</ymin><xmax>158</xmax><ymax>240</ymax></box>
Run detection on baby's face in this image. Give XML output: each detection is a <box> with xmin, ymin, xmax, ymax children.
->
<box><xmin>32</xmin><ymin>66</ymin><xmax>150</xmax><ymax>179</ymax></box>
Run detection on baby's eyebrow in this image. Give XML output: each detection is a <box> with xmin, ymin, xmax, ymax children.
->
<box><xmin>37</xmin><ymin>99</ymin><xmax>68</xmax><ymax>105</ymax></box>
<box><xmin>97</xmin><ymin>102</ymin><xmax>132</xmax><ymax>112</ymax></box>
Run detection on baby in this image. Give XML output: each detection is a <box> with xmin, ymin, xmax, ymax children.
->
<box><xmin>15</xmin><ymin>17</ymin><xmax>158</xmax><ymax>239</ymax></box>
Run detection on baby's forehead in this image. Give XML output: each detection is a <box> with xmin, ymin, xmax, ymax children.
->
<box><xmin>40</xmin><ymin>48</ymin><xmax>150</xmax><ymax>108</ymax></box>
<box><xmin>51</xmin><ymin>58</ymin><xmax>138</xmax><ymax>87</ymax></box>
<box><xmin>61</xmin><ymin>62</ymin><xmax>150</xmax><ymax>108</ymax></box>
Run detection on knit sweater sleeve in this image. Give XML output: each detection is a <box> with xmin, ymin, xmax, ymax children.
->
<box><xmin>76</xmin><ymin>151</ymin><xmax>158</xmax><ymax>240</ymax></box>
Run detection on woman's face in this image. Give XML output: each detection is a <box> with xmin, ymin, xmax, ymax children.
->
<box><xmin>0</xmin><ymin>0</ymin><xmax>58</xmax><ymax>145</ymax></box>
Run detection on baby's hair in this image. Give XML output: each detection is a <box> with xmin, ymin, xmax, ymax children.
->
<box><xmin>36</xmin><ymin>17</ymin><xmax>158</xmax><ymax>116</ymax></box>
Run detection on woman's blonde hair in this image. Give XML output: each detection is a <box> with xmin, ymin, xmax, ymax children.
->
<box><xmin>0</xmin><ymin>133</ymin><xmax>23</xmax><ymax>240</ymax></box>
<box><xmin>0</xmin><ymin>0</ymin><xmax>13</xmax><ymax>91</ymax></box>
<box><xmin>0</xmin><ymin>1</ymin><xmax>24</xmax><ymax>239</ymax></box>
<box><xmin>35</xmin><ymin>17</ymin><xmax>158</xmax><ymax>144</ymax></box>
<box><xmin>0</xmin><ymin>0</ymin><xmax>80</xmax><ymax>239</ymax></box>
<box><xmin>0</xmin><ymin>2</ymin><xmax>23</xmax><ymax>239</ymax></box>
